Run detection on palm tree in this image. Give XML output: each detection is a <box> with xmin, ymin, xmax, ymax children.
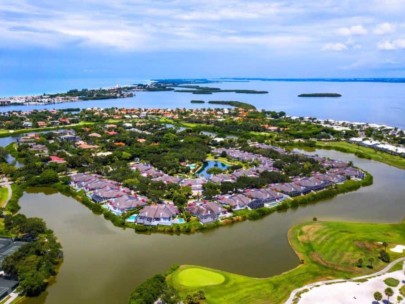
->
<box><xmin>384</xmin><ymin>287</ymin><xmax>393</xmax><ymax>303</ymax></box>
<box><xmin>373</xmin><ymin>291</ymin><xmax>382</xmax><ymax>302</ymax></box>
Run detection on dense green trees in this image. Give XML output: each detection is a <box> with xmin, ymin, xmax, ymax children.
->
<box><xmin>2</xmin><ymin>215</ymin><xmax>63</xmax><ymax>296</ymax></box>
<box><xmin>128</xmin><ymin>274</ymin><xmax>178</xmax><ymax>304</ymax></box>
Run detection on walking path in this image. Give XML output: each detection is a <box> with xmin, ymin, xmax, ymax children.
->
<box><xmin>285</xmin><ymin>257</ymin><xmax>405</xmax><ymax>304</ymax></box>
<box><xmin>3</xmin><ymin>292</ymin><xmax>19</xmax><ymax>304</ymax></box>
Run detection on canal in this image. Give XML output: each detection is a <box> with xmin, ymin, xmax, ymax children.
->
<box><xmin>11</xmin><ymin>150</ymin><xmax>405</xmax><ymax>304</ymax></box>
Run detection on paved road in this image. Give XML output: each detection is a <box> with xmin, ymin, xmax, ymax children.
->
<box><xmin>285</xmin><ymin>257</ymin><xmax>405</xmax><ymax>304</ymax></box>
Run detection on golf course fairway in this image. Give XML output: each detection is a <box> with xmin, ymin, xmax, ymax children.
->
<box><xmin>167</xmin><ymin>220</ymin><xmax>405</xmax><ymax>303</ymax></box>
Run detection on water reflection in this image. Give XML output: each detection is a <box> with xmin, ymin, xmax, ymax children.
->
<box><xmin>17</xmin><ymin>150</ymin><xmax>405</xmax><ymax>304</ymax></box>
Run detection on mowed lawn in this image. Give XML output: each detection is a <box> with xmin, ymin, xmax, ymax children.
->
<box><xmin>315</xmin><ymin>141</ymin><xmax>405</xmax><ymax>170</ymax></box>
<box><xmin>0</xmin><ymin>187</ymin><xmax>8</xmax><ymax>207</ymax></box>
<box><xmin>176</xmin><ymin>268</ymin><xmax>225</xmax><ymax>287</ymax></box>
<box><xmin>168</xmin><ymin>221</ymin><xmax>405</xmax><ymax>303</ymax></box>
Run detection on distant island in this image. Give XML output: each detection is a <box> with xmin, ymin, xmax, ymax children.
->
<box><xmin>208</xmin><ymin>100</ymin><xmax>256</xmax><ymax>110</ymax></box>
<box><xmin>174</xmin><ymin>85</ymin><xmax>268</xmax><ymax>95</ymax></box>
<box><xmin>298</xmin><ymin>93</ymin><xmax>342</xmax><ymax>97</ymax></box>
<box><xmin>190</xmin><ymin>100</ymin><xmax>205</xmax><ymax>104</ymax></box>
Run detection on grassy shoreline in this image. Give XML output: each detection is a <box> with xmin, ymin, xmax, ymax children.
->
<box><xmin>167</xmin><ymin>219</ymin><xmax>405</xmax><ymax>303</ymax></box>
<box><xmin>311</xmin><ymin>141</ymin><xmax>405</xmax><ymax>170</ymax></box>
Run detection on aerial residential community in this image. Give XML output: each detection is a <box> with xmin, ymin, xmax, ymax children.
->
<box><xmin>1</xmin><ymin>1</ymin><xmax>405</xmax><ymax>304</ymax></box>
<box><xmin>0</xmin><ymin>96</ymin><xmax>402</xmax><ymax>303</ymax></box>
<box><xmin>0</xmin><ymin>92</ymin><xmax>403</xmax><ymax>304</ymax></box>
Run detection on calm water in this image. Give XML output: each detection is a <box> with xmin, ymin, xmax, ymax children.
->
<box><xmin>17</xmin><ymin>150</ymin><xmax>405</xmax><ymax>304</ymax></box>
<box><xmin>1</xmin><ymin>81</ymin><xmax>405</xmax><ymax>128</ymax></box>
<box><xmin>197</xmin><ymin>160</ymin><xmax>229</xmax><ymax>178</ymax></box>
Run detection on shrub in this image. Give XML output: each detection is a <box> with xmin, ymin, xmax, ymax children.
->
<box><xmin>384</xmin><ymin>278</ymin><xmax>400</xmax><ymax>287</ymax></box>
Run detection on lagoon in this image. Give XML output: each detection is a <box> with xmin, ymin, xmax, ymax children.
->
<box><xmin>17</xmin><ymin>150</ymin><xmax>405</xmax><ymax>304</ymax></box>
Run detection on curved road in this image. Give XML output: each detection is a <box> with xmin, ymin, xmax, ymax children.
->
<box><xmin>285</xmin><ymin>257</ymin><xmax>405</xmax><ymax>304</ymax></box>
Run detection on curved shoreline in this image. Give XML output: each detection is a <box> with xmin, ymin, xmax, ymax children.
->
<box><xmin>49</xmin><ymin>170</ymin><xmax>372</xmax><ymax>235</ymax></box>
<box><xmin>165</xmin><ymin>220</ymin><xmax>405</xmax><ymax>303</ymax></box>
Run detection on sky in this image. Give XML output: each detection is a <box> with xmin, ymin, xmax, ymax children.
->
<box><xmin>1</xmin><ymin>0</ymin><xmax>405</xmax><ymax>90</ymax></box>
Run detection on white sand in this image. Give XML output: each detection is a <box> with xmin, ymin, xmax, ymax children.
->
<box><xmin>299</xmin><ymin>263</ymin><xmax>405</xmax><ymax>304</ymax></box>
<box><xmin>391</xmin><ymin>245</ymin><xmax>405</xmax><ymax>253</ymax></box>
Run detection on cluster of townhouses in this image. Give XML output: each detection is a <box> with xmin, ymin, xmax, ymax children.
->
<box><xmin>130</xmin><ymin>163</ymin><xmax>207</xmax><ymax>192</ymax></box>
<box><xmin>70</xmin><ymin>142</ymin><xmax>365</xmax><ymax>226</ymax></box>
<box><xmin>70</xmin><ymin>173</ymin><xmax>148</xmax><ymax>215</ymax></box>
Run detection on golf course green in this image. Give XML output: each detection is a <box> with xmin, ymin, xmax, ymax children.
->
<box><xmin>176</xmin><ymin>268</ymin><xmax>225</xmax><ymax>287</ymax></box>
<box><xmin>168</xmin><ymin>220</ymin><xmax>405</xmax><ymax>303</ymax></box>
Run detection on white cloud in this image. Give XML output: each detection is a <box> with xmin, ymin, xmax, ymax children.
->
<box><xmin>337</xmin><ymin>25</ymin><xmax>368</xmax><ymax>36</ymax></box>
<box><xmin>322</xmin><ymin>43</ymin><xmax>348</xmax><ymax>52</ymax></box>
<box><xmin>0</xmin><ymin>0</ymin><xmax>403</xmax><ymax>60</ymax></box>
<box><xmin>378</xmin><ymin>39</ymin><xmax>405</xmax><ymax>50</ymax></box>
<box><xmin>374</xmin><ymin>22</ymin><xmax>395</xmax><ymax>35</ymax></box>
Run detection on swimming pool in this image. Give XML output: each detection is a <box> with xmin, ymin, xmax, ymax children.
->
<box><xmin>173</xmin><ymin>218</ymin><xmax>185</xmax><ymax>224</ymax></box>
<box><xmin>126</xmin><ymin>214</ymin><xmax>138</xmax><ymax>222</ymax></box>
<box><xmin>187</xmin><ymin>164</ymin><xmax>196</xmax><ymax>170</ymax></box>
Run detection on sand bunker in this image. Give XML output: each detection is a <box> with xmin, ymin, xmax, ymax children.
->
<box><xmin>390</xmin><ymin>245</ymin><xmax>405</xmax><ymax>253</ymax></box>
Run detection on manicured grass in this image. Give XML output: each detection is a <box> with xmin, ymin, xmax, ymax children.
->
<box><xmin>315</xmin><ymin>141</ymin><xmax>405</xmax><ymax>170</ymax></box>
<box><xmin>0</xmin><ymin>187</ymin><xmax>8</xmax><ymax>207</ymax></box>
<box><xmin>388</xmin><ymin>262</ymin><xmax>403</xmax><ymax>273</ymax></box>
<box><xmin>384</xmin><ymin>277</ymin><xmax>400</xmax><ymax>287</ymax></box>
<box><xmin>168</xmin><ymin>221</ymin><xmax>405</xmax><ymax>303</ymax></box>
<box><xmin>400</xmin><ymin>285</ymin><xmax>405</xmax><ymax>296</ymax></box>
<box><xmin>176</xmin><ymin>268</ymin><xmax>225</xmax><ymax>287</ymax></box>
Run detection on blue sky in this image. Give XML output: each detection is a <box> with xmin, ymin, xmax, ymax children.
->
<box><xmin>1</xmin><ymin>0</ymin><xmax>405</xmax><ymax>87</ymax></box>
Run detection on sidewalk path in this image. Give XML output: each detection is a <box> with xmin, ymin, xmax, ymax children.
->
<box><xmin>285</xmin><ymin>257</ymin><xmax>405</xmax><ymax>304</ymax></box>
<box><xmin>3</xmin><ymin>292</ymin><xmax>19</xmax><ymax>304</ymax></box>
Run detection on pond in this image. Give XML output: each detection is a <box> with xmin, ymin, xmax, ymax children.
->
<box><xmin>0</xmin><ymin>136</ymin><xmax>23</xmax><ymax>167</ymax></box>
<box><xmin>16</xmin><ymin>149</ymin><xmax>405</xmax><ymax>304</ymax></box>
<box><xmin>197</xmin><ymin>160</ymin><xmax>229</xmax><ymax>178</ymax></box>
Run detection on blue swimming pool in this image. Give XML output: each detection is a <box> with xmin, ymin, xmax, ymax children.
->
<box><xmin>126</xmin><ymin>214</ymin><xmax>138</xmax><ymax>222</ymax></box>
<box><xmin>174</xmin><ymin>218</ymin><xmax>185</xmax><ymax>224</ymax></box>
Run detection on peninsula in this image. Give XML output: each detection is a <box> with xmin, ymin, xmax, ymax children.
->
<box><xmin>134</xmin><ymin>219</ymin><xmax>405</xmax><ymax>303</ymax></box>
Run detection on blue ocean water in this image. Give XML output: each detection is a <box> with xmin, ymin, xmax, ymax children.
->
<box><xmin>0</xmin><ymin>78</ymin><xmax>404</xmax><ymax>128</ymax></box>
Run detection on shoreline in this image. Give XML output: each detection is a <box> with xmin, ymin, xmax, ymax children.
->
<box><xmin>165</xmin><ymin>219</ymin><xmax>405</xmax><ymax>303</ymax></box>
<box><xmin>13</xmin><ymin>169</ymin><xmax>372</xmax><ymax>236</ymax></box>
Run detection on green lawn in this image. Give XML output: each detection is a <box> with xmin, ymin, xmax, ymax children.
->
<box><xmin>0</xmin><ymin>187</ymin><xmax>8</xmax><ymax>207</ymax></box>
<box><xmin>168</xmin><ymin>220</ymin><xmax>405</xmax><ymax>303</ymax></box>
<box><xmin>176</xmin><ymin>268</ymin><xmax>225</xmax><ymax>287</ymax></box>
<box><xmin>315</xmin><ymin>141</ymin><xmax>405</xmax><ymax>170</ymax></box>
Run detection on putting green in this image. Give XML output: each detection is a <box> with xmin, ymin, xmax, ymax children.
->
<box><xmin>176</xmin><ymin>268</ymin><xmax>225</xmax><ymax>287</ymax></box>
